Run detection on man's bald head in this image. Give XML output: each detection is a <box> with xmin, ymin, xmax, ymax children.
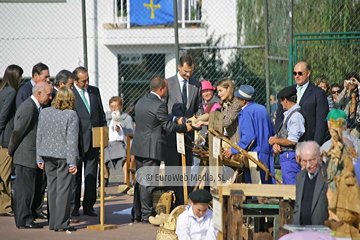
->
<box><xmin>32</xmin><ymin>81</ymin><xmax>53</xmax><ymax>105</ymax></box>
<box><xmin>299</xmin><ymin>141</ymin><xmax>322</xmax><ymax>174</ymax></box>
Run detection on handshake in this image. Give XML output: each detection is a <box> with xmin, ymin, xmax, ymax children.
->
<box><xmin>175</xmin><ymin>114</ymin><xmax>210</xmax><ymax>132</ymax></box>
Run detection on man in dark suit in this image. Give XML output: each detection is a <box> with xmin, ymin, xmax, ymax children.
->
<box><xmin>293</xmin><ymin>141</ymin><xmax>329</xmax><ymax>225</ymax></box>
<box><xmin>15</xmin><ymin>63</ymin><xmax>51</xmax><ymax>220</ymax></box>
<box><xmin>16</xmin><ymin>62</ymin><xmax>50</xmax><ymax>109</ymax></box>
<box><xmin>7</xmin><ymin>82</ymin><xmax>53</xmax><ymax>229</ymax></box>
<box><xmin>71</xmin><ymin>66</ymin><xmax>106</xmax><ymax>217</ymax></box>
<box><xmin>275</xmin><ymin>62</ymin><xmax>329</xmax><ymax>145</ymax></box>
<box><xmin>164</xmin><ymin>54</ymin><xmax>202</xmax><ymax>206</ymax></box>
<box><xmin>131</xmin><ymin>77</ymin><xmax>192</xmax><ymax>224</ymax></box>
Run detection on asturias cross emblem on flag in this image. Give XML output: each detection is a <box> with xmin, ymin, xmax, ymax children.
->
<box><xmin>130</xmin><ymin>0</ymin><xmax>174</xmax><ymax>26</ymax></box>
<box><xmin>143</xmin><ymin>0</ymin><xmax>160</xmax><ymax>19</ymax></box>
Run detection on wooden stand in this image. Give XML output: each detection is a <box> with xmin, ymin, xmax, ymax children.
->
<box><xmin>205</xmin><ymin>111</ymin><xmax>294</xmax><ymax>239</ymax></box>
<box><xmin>125</xmin><ymin>133</ymin><xmax>135</xmax><ymax>187</ymax></box>
<box><xmin>87</xmin><ymin>127</ymin><xmax>118</xmax><ymax>231</ymax></box>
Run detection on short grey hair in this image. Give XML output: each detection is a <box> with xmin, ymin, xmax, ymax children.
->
<box><xmin>53</xmin><ymin>70</ymin><xmax>75</xmax><ymax>87</ymax></box>
<box><xmin>299</xmin><ymin>141</ymin><xmax>320</xmax><ymax>157</ymax></box>
<box><xmin>32</xmin><ymin>81</ymin><xmax>50</xmax><ymax>95</ymax></box>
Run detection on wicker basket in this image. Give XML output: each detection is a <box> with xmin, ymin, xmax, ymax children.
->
<box><xmin>156</xmin><ymin>205</ymin><xmax>186</xmax><ymax>240</ymax></box>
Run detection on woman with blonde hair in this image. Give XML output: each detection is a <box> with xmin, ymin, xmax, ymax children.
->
<box><xmin>215</xmin><ymin>78</ymin><xmax>242</xmax><ymax>143</ymax></box>
<box><xmin>36</xmin><ymin>86</ymin><xmax>79</xmax><ymax>232</ymax></box>
<box><xmin>196</xmin><ymin>78</ymin><xmax>241</xmax><ymax>143</ymax></box>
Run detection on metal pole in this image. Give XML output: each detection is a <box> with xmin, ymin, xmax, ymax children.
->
<box><xmin>81</xmin><ymin>0</ymin><xmax>88</xmax><ymax>69</ymax></box>
<box><xmin>173</xmin><ymin>0</ymin><xmax>179</xmax><ymax>69</ymax></box>
<box><xmin>288</xmin><ymin>0</ymin><xmax>293</xmax><ymax>86</ymax></box>
<box><xmin>264</xmin><ymin>0</ymin><xmax>270</xmax><ymax>113</ymax></box>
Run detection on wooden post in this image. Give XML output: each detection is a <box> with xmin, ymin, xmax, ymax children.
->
<box><xmin>208</xmin><ymin>111</ymin><xmax>224</xmax><ymax>239</ymax></box>
<box><xmin>87</xmin><ymin>127</ymin><xmax>117</xmax><ymax>231</ymax></box>
<box><xmin>227</xmin><ymin>190</ymin><xmax>244</xmax><ymax>240</ymax></box>
<box><xmin>125</xmin><ymin>133</ymin><xmax>134</xmax><ymax>187</ymax></box>
<box><xmin>176</xmin><ymin>132</ymin><xmax>188</xmax><ymax>203</ymax></box>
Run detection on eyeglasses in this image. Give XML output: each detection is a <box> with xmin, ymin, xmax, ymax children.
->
<box><xmin>293</xmin><ymin>71</ymin><xmax>307</xmax><ymax>76</ymax></box>
<box><xmin>332</xmin><ymin>90</ymin><xmax>341</xmax><ymax>94</ymax></box>
<box><xmin>78</xmin><ymin>79</ymin><xmax>89</xmax><ymax>84</ymax></box>
<box><xmin>301</xmin><ymin>158</ymin><xmax>316</xmax><ymax>165</ymax></box>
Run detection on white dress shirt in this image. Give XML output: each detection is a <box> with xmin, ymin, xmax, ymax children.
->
<box><xmin>176</xmin><ymin>204</ymin><xmax>218</xmax><ymax>240</ymax></box>
<box><xmin>177</xmin><ymin>72</ymin><xmax>189</xmax><ymax>98</ymax></box>
<box><xmin>30</xmin><ymin>95</ymin><xmax>41</xmax><ymax>110</ymax></box>
<box><xmin>296</xmin><ymin>81</ymin><xmax>310</xmax><ymax>102</ymax></box>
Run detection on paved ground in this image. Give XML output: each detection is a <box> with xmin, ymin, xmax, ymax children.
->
<box><xmin>0</xmin><ymin>168</ymin><xmax>158</xmax><ymax>240</ymax></box>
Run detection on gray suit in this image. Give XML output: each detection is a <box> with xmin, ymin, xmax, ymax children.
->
<box><xmin>131</xmin><ymin>92</ymin><xmax>187</xmax><ymax>221</ymax></box>
<box><xmin>293</xmin><ymin>167</ymin><xmax>329</xmax><ymax>225</ymax></box>
<box><xmin>7</xmin><ymin>97</ymin><xmax>41</xmax><ymax>228</ymax></box>
<box><xmin>37</xmin><ymin>107</ymin><xmax>79</xmax><ymax>230</ymax></box>
<box><xmin>164</xmin><ymin>74</ymin><xmax>202</xmax><ymax>206</ymax></box>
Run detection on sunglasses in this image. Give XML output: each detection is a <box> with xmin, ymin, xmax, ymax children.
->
<box><xmin>332</xmin><ymin>90</ymin><xmax>341</xmax><ymax>94</ymax></box>
<box><xmin>293</xmin><ymin>71</ymin><xmax>307</xmax><ymax>76</ymax></box>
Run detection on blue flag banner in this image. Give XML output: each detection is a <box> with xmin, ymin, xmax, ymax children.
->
<box><xmin>130</xmin><ymin>0</ymin><xmax>174</xmax><ymax>25</ymax></box>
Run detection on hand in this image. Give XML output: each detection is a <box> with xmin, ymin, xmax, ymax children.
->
<box><xmin>350</xmin><ymin>77</ymin><xmax>360</xmax><ymax>86</ymax></box>
<box><xmin>273</xmin><ymin>144</ymin><xmax>281</xmax><ymax>154</ymax></box>
<box><xmin>6</xmin><ymin>151</ymin><xmax>10</xmax><ymax>157</ymax></box>
<box><xmin>114</xmin><ymin>125</ymin><xmax>120</xmax><ymax>132</ymax></box>
<box><xmin>69</xmin><ymin>166</ymin><xmax>77</xmax><ymax>175</ymax></box>
<box><xmin>223</xmin><ymin>148</ymin><xmax>232</xmax><ymax>158</ymax></box>
<box><xmin>196</xmin><ymin>120</ymin><xmax>208</xmax><ymax>127</ymax></box>
<box><xmin>37</xmin><ymin>163</ymin><xmax>44</xmax><ymax>170</ymax></box>
<box><xmin>176</xmin><ymin>117</ymin><xmax>183</xmax><ymax>124</ymax></box>
<box><xmin>185</xmin><ymin>123</ymin><xmax>193</xmax><ymax>132</ymax></box>
<box><xmin>268</xmin><ymin>135</ymin><xmax>278</xmax><ymax>145</ymax></box>
<box><xmin>344</xmin><ymin>79</ymin><xmax>349</xmax><ymax>88</ymax></box>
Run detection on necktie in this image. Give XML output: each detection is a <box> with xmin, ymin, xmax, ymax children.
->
<box><xmin>297</xmin><ymin>86</ymin><xmax>302</xmax><ymax>104</ymax></box>
<box><xmin>81</xmin><ymin>89</ymin><xmax>90</xmax><ymax>113</ymax></box>
<box><xmin>309</xmin><ymin>173</ymin><xmax>314</xmax><ymax>180</ymax></box>
<box><xmin>182</xmin><ymin>80</ymin><xmax>187</xmax><ymax>106</ymax></box>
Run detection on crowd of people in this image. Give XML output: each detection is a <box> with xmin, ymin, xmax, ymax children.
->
<box><xmin>0</xmin><ymin>55</ymin><xmax>359</xmax><ymax>238</ymax></box>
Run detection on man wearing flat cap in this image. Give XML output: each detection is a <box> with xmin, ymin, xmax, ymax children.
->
<box><xmin>223</xmin><ymin>85</ymin><xmax>275</xmax><ymax>184</ymax></box>
<box><xmin>269</xmin><ymin>86</ymin><xmax>307</xmax><ymax>184</ymax></box>
<box><xmin>176</xmin><ymin>189</ymin><xmax>218</xmax><ymax>239</ymax></box>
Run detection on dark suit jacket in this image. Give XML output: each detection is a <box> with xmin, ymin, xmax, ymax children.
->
<box><xmin>8</xmin><ymin>98</ymin><xmax>39</xmax><ymax>169</ymax></box>
<box><xmin>130</xmin><ymin>92</ymin><xmax>187</xmax><ymax>161</ymax></box>
<box><xmin>275</xmin><ymin>82</ymin><xmax>329</xmax><ymax>145</ymax></box>
<box><xmin>293</xmin><ymin>167</ymin><xmax>329</xmax><ymax>225</ymax></box>
<box><xmin>16</xmin><ymin>81</ymin><xmax>33</xmax><ymax>109</ymax></box>
<box><xmin>0</xmin><ymin>86</ymin><xmax>17</xmax><ymax>148</ymax></box>
<box><xmin>73</xmin><ymin>85</ymin><xmax>106</xmax><ymax>154</ymax></box>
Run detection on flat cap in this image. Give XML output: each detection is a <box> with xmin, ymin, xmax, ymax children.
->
<box><xmin>189</xmin><ymin>189</ymin><xmax>213</xmax><ymax>203</ymax></box>
<box><xmin>277</xmin><ymin>86</ymin><xmax>297</xmax><ymax>99</ymax></box>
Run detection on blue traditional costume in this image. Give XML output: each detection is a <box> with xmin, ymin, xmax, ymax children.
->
<box><xmin>230</xmin><ymin>85</ymin><xmax>275</xmax><ymax>184</ymax></box>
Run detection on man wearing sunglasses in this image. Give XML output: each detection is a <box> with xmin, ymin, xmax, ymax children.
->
<box><xmin>275</xmin><ymin>62</ymin><xmax>329</xmax><ymax>146</ymax></box>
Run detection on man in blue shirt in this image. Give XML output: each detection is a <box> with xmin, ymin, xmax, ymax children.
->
<box><xmin>269</xmin><ymin>86</ymin><xmax>307</xmax><ymax>184</ymax></box>
<box><xmin>223</xmin><ymin>85</ymin><xmax>275</xmax><ymax>184</ymax></box>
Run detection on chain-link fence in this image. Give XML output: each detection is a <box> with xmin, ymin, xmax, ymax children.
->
<box><xmin>0</xmin><ymin>0</ymin><xmax>359</xmax><ymax>119</ymax></box>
